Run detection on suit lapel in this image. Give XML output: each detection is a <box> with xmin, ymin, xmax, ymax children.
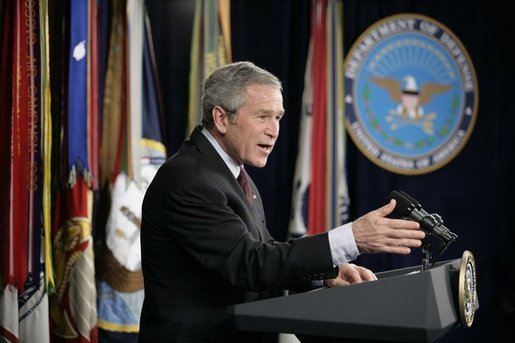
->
<box><xmin>189</xmin><ymin>126</ymin><xmax>267</xmax><ymax>241</ymax></box>
<box><xmin>245</xmin><ymin>175</ymin><xmax>268</xmax><ymax>241</ymax></box>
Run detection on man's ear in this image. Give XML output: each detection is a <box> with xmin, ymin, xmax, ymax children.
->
<box><xmin>212</xmin><ymin>106</ymin><xmax>228</xmax><ymax>134</ymax></box>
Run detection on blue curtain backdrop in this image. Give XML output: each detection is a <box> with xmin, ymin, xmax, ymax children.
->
<box><xmin>147</xmin><ymin>0</ymin><xmax>514</xmax><ymax>342</ymax></box>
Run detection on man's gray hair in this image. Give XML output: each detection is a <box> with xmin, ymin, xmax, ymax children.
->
<box><xmin>201</xmin><ymin>61</ymin><xmax>282</xmax><ymax>128</ymax></box>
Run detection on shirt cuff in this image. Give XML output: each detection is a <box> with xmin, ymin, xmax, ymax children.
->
<box><xmin>328</xmin><ymin>222</ymin><xmax>360</xmax><ymax>266</ymax></box>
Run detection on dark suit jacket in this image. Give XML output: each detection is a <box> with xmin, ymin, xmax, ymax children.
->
<box><xmin>139</xmin><ymin>126</ymin><xmax>337</xmax><ymax>342</ymax></box>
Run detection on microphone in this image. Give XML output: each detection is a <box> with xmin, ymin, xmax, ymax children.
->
<box><xmin>387</xmin><ymin>190</ymin><xmax>458</xmax><ymax>244</ymax></box>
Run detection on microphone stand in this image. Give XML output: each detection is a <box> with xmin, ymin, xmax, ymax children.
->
<box><xmin>421</xmin><ymin>237</ymin><xmax>454</xmax><ymax>271</ymax></box>
<box><xmin>421</xmin><ymin>242</ymin><xmax>431</xmax><ymax>271</ymax></box>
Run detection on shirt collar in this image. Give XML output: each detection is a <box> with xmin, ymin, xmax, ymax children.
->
<box><xmin>201</xmin><ymin>127</ymin><xmax>241</xmax><ymax>178</ymax></box>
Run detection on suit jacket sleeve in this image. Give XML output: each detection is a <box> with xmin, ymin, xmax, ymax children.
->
<box><xmin>163</xmin><ymin>174</ymin><xmax>337</xmax><ymax>292</ymax></box>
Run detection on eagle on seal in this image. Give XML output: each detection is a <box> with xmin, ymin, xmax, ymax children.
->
<box><xmin>369</xmin><ymin>75</ymin><xmax>452</xmax><ymax>120</ymax></box>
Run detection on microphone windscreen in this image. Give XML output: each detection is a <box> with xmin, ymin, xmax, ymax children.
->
<box><xmin>400</xmin><ymin>191</ymin><xmax>420</xmax><ymax>206</ymax></box>
<box><xmin>386</xmin><ymin>190</ymin><xmax>413</xmax><ymax>217</ymax></box>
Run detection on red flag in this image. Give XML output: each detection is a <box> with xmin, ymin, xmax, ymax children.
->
<box><xmin>0</xmin><ymin>0</ymin><xmax>14</xmax><ymax>291</ymax></box>
<box><xmin>88</xmin><ymin>0</ymin><xmax>100</xmax><ymax>190</ymax></box>
<box><xmin>308</xmin><ymin>0</ymin><xmax>328</xmax><ymax>235</ymax></box>
<box><xmin>290</xmin><ymin>0</ymin><xmax>349</xmax><ymax>237</ymax></box>
<box><xmin>8</xmin><ymin>0</ymin><xmax>41</xmax><ymax>290</ymax></box>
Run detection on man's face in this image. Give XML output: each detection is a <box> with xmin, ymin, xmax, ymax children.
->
<box><xmin>221</xmin><ymin>84</ymin><xmax>284</xmax><ymax>168</ymax></box>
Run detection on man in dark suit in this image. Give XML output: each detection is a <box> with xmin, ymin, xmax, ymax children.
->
<box><xmin>139</xmin><ymin>61</ymin><xmax>425</xmax><ymax>342</ymax></box>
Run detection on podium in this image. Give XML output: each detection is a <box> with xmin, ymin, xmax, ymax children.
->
<box><xmin>228</xmin><ymin>255</ymin><xmax>478</xmax><ymax>342</ymax></box>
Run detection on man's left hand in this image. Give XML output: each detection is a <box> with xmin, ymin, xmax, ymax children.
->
<box><xmin>324</xmin><ymin>263</ymin><xmax>377</xmax><ymax>287</ymax></box>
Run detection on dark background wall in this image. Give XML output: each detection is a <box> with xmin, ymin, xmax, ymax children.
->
<box><xmin>146</xmin><ymin>0</ymin><xmax>515</xmax><ymax>341</ymax></box>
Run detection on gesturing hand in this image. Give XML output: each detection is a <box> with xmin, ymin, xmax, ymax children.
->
<box><xmin>352</xmin><ymin>199</ymin><xmax>425</xmax><ymax>254</ymax></box>
<box><xmin>324</xmin><ymin>263</ymin><xmax>377</xmax><ymax>287</ymax></box>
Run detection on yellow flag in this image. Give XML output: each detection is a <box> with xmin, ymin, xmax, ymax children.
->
<box><xmin>187</xmin><ymin>0</ymin><xmax>232</xmax><ymax>135</ymax></box>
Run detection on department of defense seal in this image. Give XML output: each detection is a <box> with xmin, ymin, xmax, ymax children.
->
<box><xmin>344</xmin><ymin>14</ymin><xmax>478</xmax><ymax>174</ymax></box>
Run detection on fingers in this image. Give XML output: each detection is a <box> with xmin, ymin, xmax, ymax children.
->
<box><xmin>374</xmin><ymin>199</ymin><xmax>396</xmax><ymax>217</ymax></box>
<box><xmin>324</xmin><ymin>278</ymin><xmax>350</xmax><ymax>287</ymax></box>
<box><xmin>376</xmin><ymin>245</ymin><xmax>412</xmax><ymax>255</ymax></box>
<box><xmin>358</xmin><ymin>234</ymin><xmax>425</xmax><ymax>255</ymax></box>
<box><xmin>325</xmin><ymin>263</ymin><xmax>378</xmax><ymax>288</ymax></box>
<box><xmin>372</xmin><ymin>200</ymin><xmax>424</xmax><ymax>234</ymax></box>
<box><xmin>340</xmin><ymin>263</ymin><xmax>377</xmax><ymax>283</ymax></box>
<box><xmin>386</xmin><ymin>224</ymin><xmax>425</xmax><ymax>241</ymax></box>
<box><xmin>341</xmin><ymin>264</ymin><xmax>362</xmax><ymax>284</ymax></box>
<box><xmin>360</xmin><ymin>266</ymin><xmax>378</xmax><ymax>281</ymax></box>
<box><xmin>387</xmin><ymin>217</ymin><xmax>421</xmax><ymax>231</ymax></box>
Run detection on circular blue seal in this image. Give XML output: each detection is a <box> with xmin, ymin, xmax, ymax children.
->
<box><xmin>344</xmin><ymin>14</ymin><xmax>478</xmax><ymax>174</ymax></box>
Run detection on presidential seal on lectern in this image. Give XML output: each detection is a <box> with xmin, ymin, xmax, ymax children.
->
<box><xmin>458</xmin><ymin>250</ymin><xmax>477</xmax><ymax>328</ymax></box>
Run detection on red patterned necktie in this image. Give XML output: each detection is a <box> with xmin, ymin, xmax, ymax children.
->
<box><xmin>237</xmin><ymin>167</ymin><xmax>254</xmax><ymax>205</ymax></box>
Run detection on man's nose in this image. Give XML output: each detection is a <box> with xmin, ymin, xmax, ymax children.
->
<box><xmin>266</xmin><ymin>118</ymin><xmax>280</xmax><ymax>138</ymax></box>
